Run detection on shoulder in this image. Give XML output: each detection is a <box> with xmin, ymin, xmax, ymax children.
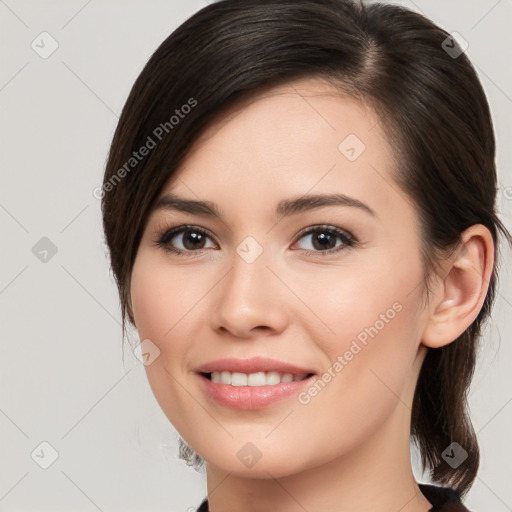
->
<box><xmin>419</xmin><ymin>483</ymin><xmax>473</xmax><ymax>512</ymax></box>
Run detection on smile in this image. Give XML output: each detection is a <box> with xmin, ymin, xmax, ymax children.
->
<box><xmin>204</xmin><ymin>371</ymin><xmax>313</xmax><ymax>386</ymax></box>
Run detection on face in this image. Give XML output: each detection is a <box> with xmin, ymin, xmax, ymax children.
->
<box><xmin>130</xmin><ymin>78</ymin><xmax>430</xmax><ymax>478</ymax></box>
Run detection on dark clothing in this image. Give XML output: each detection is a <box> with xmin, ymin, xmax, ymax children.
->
<box><xmin>195</xmin><ymin>483</ymin><xmax>471</xmax><ymax>511</ymax></box>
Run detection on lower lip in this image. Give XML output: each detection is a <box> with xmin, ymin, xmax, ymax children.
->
<box><xmin>198</xmin><ymin>373</ymin><xmax>315</xmax><ymax>410</ymax></box>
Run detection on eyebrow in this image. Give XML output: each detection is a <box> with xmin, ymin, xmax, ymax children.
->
<box><xmin>151</xmin><ymin>192</ymin><xmax>376</xmax><ymax>219</ymax></box>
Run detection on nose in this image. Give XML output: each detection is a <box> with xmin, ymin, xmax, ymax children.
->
<box><xmin>210</xmin><ymin>246</ymin><xmax>289</xmax><ymax>339</ymax></box>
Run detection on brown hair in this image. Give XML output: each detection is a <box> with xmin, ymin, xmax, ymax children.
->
<box><xmin>101</xmin><ymin>0</ymin><xmax>511</xmax><ymax>497</ymax></box>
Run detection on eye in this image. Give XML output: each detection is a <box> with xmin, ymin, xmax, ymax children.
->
<box><xmin>292</xmin><ymin>224</ymin><xmax>356</xmax><ymax>255</ymax></box>
<box><xmin>153</xmin><ymin>223</ymin><xmax>357</xmax><ymax>257</ymax></box>
<box><xmin>153</xmin><ymin>225</ymin><xmax>217</xmax><ymax>255</ymax></box>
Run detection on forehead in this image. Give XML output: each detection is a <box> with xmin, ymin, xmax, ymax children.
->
<box><xmin>164</xmin><ymin>77</ymin><xmax>396</xmax><ymax>200</ymax></box>
<box><xmin>188</xmin><ymin>77</ymin><xmax>384</xmax><ymax>155</ymax></box>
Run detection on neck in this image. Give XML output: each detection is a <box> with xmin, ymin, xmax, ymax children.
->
<box><xmin>205</xmin><ymin>402</ymin><xmax>432</xmax><ymax>512</ymax></box>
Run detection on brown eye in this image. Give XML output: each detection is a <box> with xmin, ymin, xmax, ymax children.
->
<box><xmin>177</xmin><ymin>229</ymin><xmax>208</xmax><ymax>250</ymax></box>
<box><xmin>293</xmin><ymin>225</ymin><xmax>356</xmax><ymax>255</ymax></box>
<box><xmin>155</xmin><ymin>225</ymin><xmax>217</xmax><ymax>255</ymax></box>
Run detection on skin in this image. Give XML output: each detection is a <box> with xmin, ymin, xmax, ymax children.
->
<box><xmin>129</xmin><ymin>77</ymin><xmax>494</xmax><ymax>512</ymax></box>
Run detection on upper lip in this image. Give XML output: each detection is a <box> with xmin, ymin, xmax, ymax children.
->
<box><xmin>195</xmin><ymin>357</ymin><xmax>316</xmax><ymax>375</ymax></box>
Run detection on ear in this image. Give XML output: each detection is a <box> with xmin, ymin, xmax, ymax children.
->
<box><xmin>421</xmin><ymin>224</ymin><xmax>494</xmax><ymax>348</ymax></box>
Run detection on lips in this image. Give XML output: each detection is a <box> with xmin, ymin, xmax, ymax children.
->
<box><xmin>195</xmin><ymin>357</ymin><xmax>317</xmax><ymax>409</ymax></box>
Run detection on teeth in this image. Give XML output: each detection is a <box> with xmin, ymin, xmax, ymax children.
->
<box><xmin>209</xmin><ymin>371</ymin><xmax>308</xmax><ymax>386</ymax></box>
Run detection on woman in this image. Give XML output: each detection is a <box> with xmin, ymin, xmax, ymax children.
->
<box><xmin>101</xmin><ymin>0</ymin><xmax>511</xmax><ymax>510</ymax></box>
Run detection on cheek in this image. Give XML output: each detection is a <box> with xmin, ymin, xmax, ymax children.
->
<box><xmin>292</xmin><ymin>259</ymin><xmax>418</xmax><ymax>355</ymax></box>
<box><xmin>130</xmin><ymin>271</ymin><xmax>170</xmax><ymax>340</ymax></box>
<box><xmin>130</xmin><ymin>256</ymin><xmax>199</xmax><ymax>342</ymax></box>
<box><xmin>129</xmin><ymin>256</ymin><xmax>201</xmax><ymax>423</ymax></box>
<box><xmin>129</xmin><ymin>255</ymin><xmax>219</xmax><ymax>392</ymax></box>
<box><xmin>295</xmin><ymin>255</ymin><xmax>423</xmax><ymax>410</ymax></box>
<box><xmin>292</xmin><ymin>294</ymin><xmax>421</xmax><ymax>467</ymax></box>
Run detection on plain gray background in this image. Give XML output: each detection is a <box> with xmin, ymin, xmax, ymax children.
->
<box><xmin>0</xmin><ymin>1</ymin><xmax>511</xmax><ymax>510</ymax></box>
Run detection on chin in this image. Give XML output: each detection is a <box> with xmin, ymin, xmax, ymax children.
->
<box><xmin>197</xmin><ymin>441</ymin><xmax>311</xmax><ymax>479</ymax></box>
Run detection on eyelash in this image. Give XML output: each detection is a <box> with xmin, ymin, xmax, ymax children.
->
<box><xmin>152</xmin><ymin>223</ymin><xmax>358</xmax><ymax>257</ymax></box>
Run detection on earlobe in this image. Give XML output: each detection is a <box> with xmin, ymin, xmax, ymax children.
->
<box><xmin>421</xmin><ymin>224</ymin><xmax>494</xmax><ymax>349</ymax></box>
